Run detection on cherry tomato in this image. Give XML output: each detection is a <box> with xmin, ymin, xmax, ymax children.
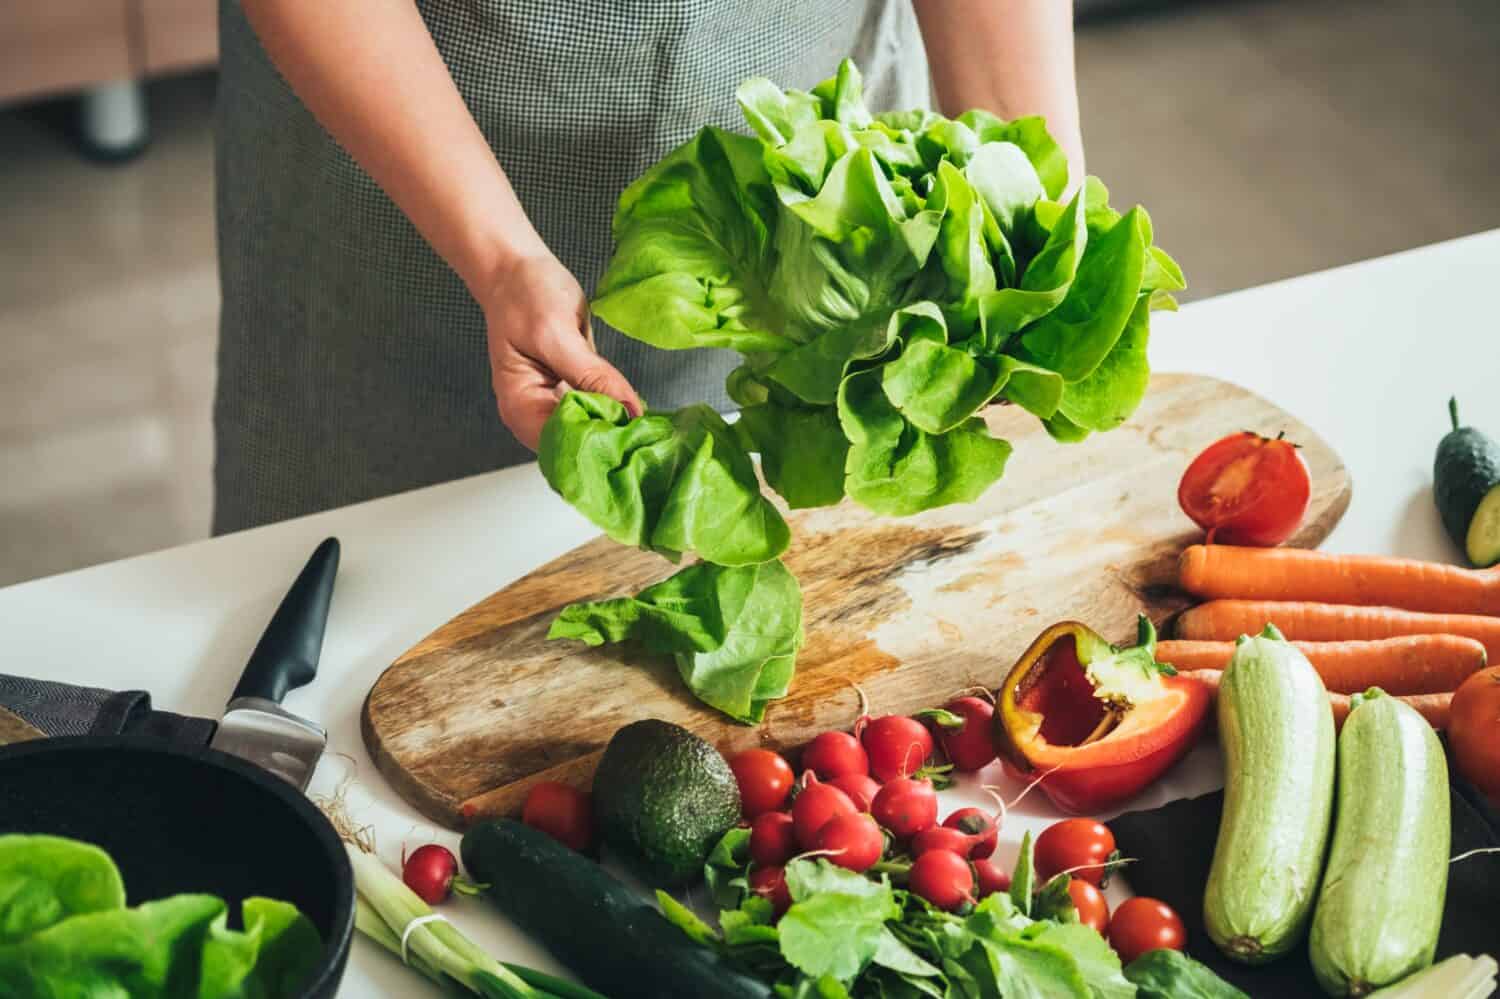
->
<box><xmin>1067</xmin><ymin>877</ymin><xmax>1109</xmax><ymax>934</ymax></box>
<box><xmin>1178</xmin><ymin>431</ymin><xmax>1311</xmax><ymax>546</ymax></box>
<box><xmin>729</xmin><ymin>749</ymin><xmax>795</xmax><ymax>818</ymax></box>
<box><xmin>1035</xmin><ymin>818</ymin><xmax>1115</xmax><ymax>886</ymax></box>
<box><xmin>521</xmin><ymin>781</ymin><xmax>593</xmax><ymax>852</ymax></box>
<box><xmin>1108</xmin><ymin>897</ymin><xmax>1187</xmax><ymax>964</ymax></box>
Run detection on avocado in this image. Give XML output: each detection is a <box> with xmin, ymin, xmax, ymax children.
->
<box><xmin>592</xmin><ymin>719</ymin><xmax>741</xmax><ymax>887</ymax></box>
<box><xmin>1434</xmin><ymin>398</ymin><xmax>1500</xmax><ymax>567</ymax></box>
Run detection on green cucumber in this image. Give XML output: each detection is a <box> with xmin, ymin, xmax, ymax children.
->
<box><xmin>1203</xmin><ymin>625</ymin><xmax>1336</xmax><ymax>964</ymax></box>
<box><xmin>1434</xmin><ymin>397</ymin><xmax>1500</xmax><ymax>567</ymax></box>
<box><xmin>461</xmin><ymin>819</ymin><xmax>773</xmax><ymax>999</ymax></box>
<box><xmin>1309</xmin><ymin>690</ymin><xmax>1450</xmax><ymax>997</ymax></box>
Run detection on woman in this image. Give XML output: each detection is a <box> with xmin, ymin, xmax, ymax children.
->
<box><xmin>214</xmin><ymin>0</ymin><xmax>1084</xmax><ymax>533</ymax></box>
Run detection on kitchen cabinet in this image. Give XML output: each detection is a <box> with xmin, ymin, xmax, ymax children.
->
<box><xmin>0</xmin><ymin>0</ymin><xmax>215</xmax><ymax>105</ymax></box>
<box><xmin>0</xmin><ymin>1</ymin><xmax>136</xmax><ymax>104</ymax></box>
<box><xmin>139</xmin><ymin>0</ymin><xmax>217</xmax><ymax>75</ymax></box>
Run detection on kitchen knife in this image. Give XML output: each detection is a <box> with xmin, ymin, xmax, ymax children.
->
<box><xmin>209</xmin><ymin>537</ymin><xmax>339</xmax><ymax>790</ymax></box>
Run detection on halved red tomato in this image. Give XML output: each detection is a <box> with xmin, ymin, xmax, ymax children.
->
<box><xmin>1178</xmin><ymin>431</ymin><xmax>1311</xmax><ymax>546</ymax></box>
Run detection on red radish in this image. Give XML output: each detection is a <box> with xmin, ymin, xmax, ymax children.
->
<box><xmin>972</xmin><ymin>857</ymin><xmax>1011</xmax><ymax>897</ymax></box>
<box><xmin>729</xmin><ymin>748</ymin><xmax>795</xmax><ymax>818</ymax></box>
<box><xmin>942</xmin><ymin>808</ymin><xmax>998</xmax><ymax>859</ymax></box>
<box><xmin>814</xmin><ymin>813</ymin><xmax>884</xmax><ymax>872</ymax></box>
<box><xmin>791</xmin><ymin>776</ymin><xmax>858</xmax><ymax>849</ymax></box>
<box><xmin>871</xmin><ymin>777</ymin><xmax>938</xmax><ymax>839</ymax></box>
<box><xmin>801</xmin><ymin>731</ymin><xmax>869</xmax><ymax>780</ymax></box>
<box><xmin>936</xmin><ymin>696</ymin><xmax>997</xmax><ymax>772</ymax></box>
<box><xmin>857</xmin><ymin>715</ymin><xmax>934</xmax><ymax>781</ymax></box>
<box><xmin>749</xmin><ymin>864</ymin><xmax>792</xmax><ymax>918</ymax></box>
<box><xmin>749</xmin><ymin>811</ymin><xmax>797</xmax><ymax>867</ymax></box>
<box><xmin>910</xmin><ymin>825</ymin><xmax>978</xmax><ymax>858</ymax></box>
<box><xmin>401</xmin><ymin>844</ymin><xmax>482</xmax><ymax>904</ymax></box>
<box><xmin>521</xmin><ymin>781</ymin><xmax>593</xmax><ymax>852</ymax></box>
<box><xmin>828</xmin><ymin>773</ymin><xmax>881</xmax><ymax>812</ymax></box>
<box><xmin>908</xmin><ymin>849</ymin><xmax>974</xmax><ymax>911</ymax></box>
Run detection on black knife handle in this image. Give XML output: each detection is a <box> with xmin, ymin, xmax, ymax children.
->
<box><xmin>231</xmin><ymin>537</ymin><xmax>340</xmax><ymax>704</ymax></box>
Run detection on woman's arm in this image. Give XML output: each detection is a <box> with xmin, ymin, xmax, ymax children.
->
<box><xmin>912</xmin><ymin>0</ymin><xmax>1086</xmax><ymax>190</ymax></box>
<box><xmin>238</xmin><ymin>0</ymin><xmax>639</xmax><ymax>449</ymax></box>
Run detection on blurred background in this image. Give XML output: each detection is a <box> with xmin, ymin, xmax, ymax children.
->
<box><xmin>2</xmin><ymin>0</ymin><xmax>1498</xmax><ymax>588</ymax></box>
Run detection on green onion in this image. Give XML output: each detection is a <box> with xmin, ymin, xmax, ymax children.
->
<box><xmin>346</xmin><ymin>840</ymin><xmax>573</xmax><ymax>996</ymax></box>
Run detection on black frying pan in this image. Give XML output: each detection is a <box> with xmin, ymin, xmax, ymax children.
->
<box><xmin>0</xmin><ymin>736</ymin><xmax>355</xmax><ymax>997</ymax></box>
<box><xmin>0</xmin><ymin>541</ymin><xmax>356</xmax><ymax>997</ymax></box>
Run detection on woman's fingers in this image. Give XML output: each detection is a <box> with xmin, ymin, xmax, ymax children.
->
<box><xmin>490</xmin><ymin>325</ymin><xmax>641</xmax><ymax>451</ymax></box>
<box><xmin>481</xmin><ymin>251</ymin><xmax>642</xmax><ymax>450</ymax></box>
<box><xmin>531</xmin><ymin>322</ymin><xmax>642</xmax><ymax>417</ymax></box>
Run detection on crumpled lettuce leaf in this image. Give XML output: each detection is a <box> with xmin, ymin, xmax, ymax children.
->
<box><xmin>538</xmin><ymin>391</ymin><xmax>789</xmax><ymax>567</ymax></box>
<box><xmin>541</xmin><ymin>58</ymin><xmax>1184</xmax><ymax>723</ymax></box>
<box><xmin>840</xmin><ymin>367</ymin><xmax>1013</xmax><ymax>517</ymax></box>
<box><xmin>591</xmin><ymin>57</ymin><xmax>1181</xmax><ymax>520</ymax></box>
<box><xmin>0</xmin><ymin>890</ymin><xmax>321</xmax><ymax>999</ymax></box>
<box><xmin>548</xmin><ymin>559</ymin><xmax>803</xmax><ymax>724</ymax></box>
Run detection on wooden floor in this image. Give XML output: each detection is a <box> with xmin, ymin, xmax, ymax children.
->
<box><xmin>1</xmin><ymin>0</ymin><xmax>1497</xmax><ymax>587</ymax></box>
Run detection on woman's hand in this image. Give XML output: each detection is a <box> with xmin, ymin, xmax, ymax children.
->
<box><xmin>480</xmin><ymin>251</ymin><xmax>642</xmax><ymax>450</ymax></box>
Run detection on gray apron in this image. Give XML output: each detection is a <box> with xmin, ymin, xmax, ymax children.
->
<box><xmin>213</xmin><ymin>0</ymin><xmax>929</xmax><ymax>533</ymax></box>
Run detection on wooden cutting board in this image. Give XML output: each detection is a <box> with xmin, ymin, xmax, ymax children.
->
<box><xmin>364</xmin><ymin>374</ymin><xmax>1351</xmax><ymax>829</ymax></box>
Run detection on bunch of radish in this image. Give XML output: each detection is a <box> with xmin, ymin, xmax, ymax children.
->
<box><xmin>727</xmin><ymin>693</ymin><xmax>1009</xmax><ymax>915</ymax></box>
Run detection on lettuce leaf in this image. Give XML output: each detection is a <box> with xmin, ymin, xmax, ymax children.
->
<box><xmin>538</xmin><ymin>391</ymin><xmax>789</xmax><ymax>567</ymax></box>
<box><xmin>541</xmin><ymin>58</ymin><xmax>1183</xmax><ymax>723</ymax></box>
<box><xmin>548</xmin><ymin>559</ymin><xmax>802</xmax><ymax>724</ymax></box>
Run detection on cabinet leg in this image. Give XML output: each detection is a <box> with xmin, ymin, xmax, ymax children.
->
<box><xmin>77</xmin><ymin>80</ymin><xmax>149</xmax><ymax>161</ymax></box>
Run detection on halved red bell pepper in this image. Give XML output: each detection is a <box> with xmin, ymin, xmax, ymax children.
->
<box><xmin>992</xmin><ymin>616</ymin><xmax>1211</xmax><ymax>815</ymax></box>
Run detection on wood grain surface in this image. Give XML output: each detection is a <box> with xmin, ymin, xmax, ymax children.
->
<box><xmin>0</xmin><ymin>706</ymin><xmax>45</xmax><ymax>747</ymax></box>
<box><xmin>363</xmin><ymin>374</ymin><xmax>1352</xmax><ymax>828</ymax></box>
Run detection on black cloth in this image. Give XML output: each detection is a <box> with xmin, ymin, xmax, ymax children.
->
<box><xmin>0</xmin><ymin>673</ymin><xmax>216</xmax><ymax>745</ymax></box>
<box><xmin>1109</xmin><ymin>773</ymin><xmax>1500</xmax><ymax>997</ymax></box>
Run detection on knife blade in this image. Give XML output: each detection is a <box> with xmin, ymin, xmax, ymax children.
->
<box><xmin>210</xmin><ymin>537</ymin><xmax>339</xmax><ymax>790</ymax></box>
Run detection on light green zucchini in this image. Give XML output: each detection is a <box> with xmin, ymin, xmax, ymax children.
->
<box><xmin>1203</xmin><ymin>625</ymin><xmax>1336</xmax><ymax>964</ymax></box>
<box><xmin>1310</xmin><ymin>689</ymin><xmax>1451</xmax><ymax>997</ymax></box>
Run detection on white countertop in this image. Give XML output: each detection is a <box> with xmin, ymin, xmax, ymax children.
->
<box><xmin>5</xmin><ymin>229</ymin><xmax>1498</xmax><ymax>995</ymax></box>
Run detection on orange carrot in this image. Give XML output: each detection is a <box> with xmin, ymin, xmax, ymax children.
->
<box><xmin>1155</xmin><ymin>635</ymin><xmax>1487</xmax><ymax>695</ymax></box>
<box><xmin>1179</xmin><ymin>670</ymin><xmax>1453</xmax><ymax>731</ymax></box>
<box><xmin>1178</xmin><ymin>545</ymin><xmax>1500</xmax><ymax>616</ymax></box>
<box><xmin>1174</xmin><ymin>600</ymin><xmax>1500</xmax><ymax>660</ymax></box>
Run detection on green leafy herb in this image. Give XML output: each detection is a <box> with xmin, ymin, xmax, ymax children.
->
<box><xmin>705</xmin><ymin>827</ymin><xmax>754</xmax><ymax>909</ymax></box>
<box><xmin>778</xmin><ymin>862</ymin><xmax>900</xmax><ymax>982</ymax></box>
<box><xmin>1010</xmin><ymin>830</ymin><xmax>1036</xmax><ymax>917</ymax></box>
<box><xmin>1123</xmin><ymin>948</ymin><xmax>1251</xmax><ymax>999</ymax></box>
